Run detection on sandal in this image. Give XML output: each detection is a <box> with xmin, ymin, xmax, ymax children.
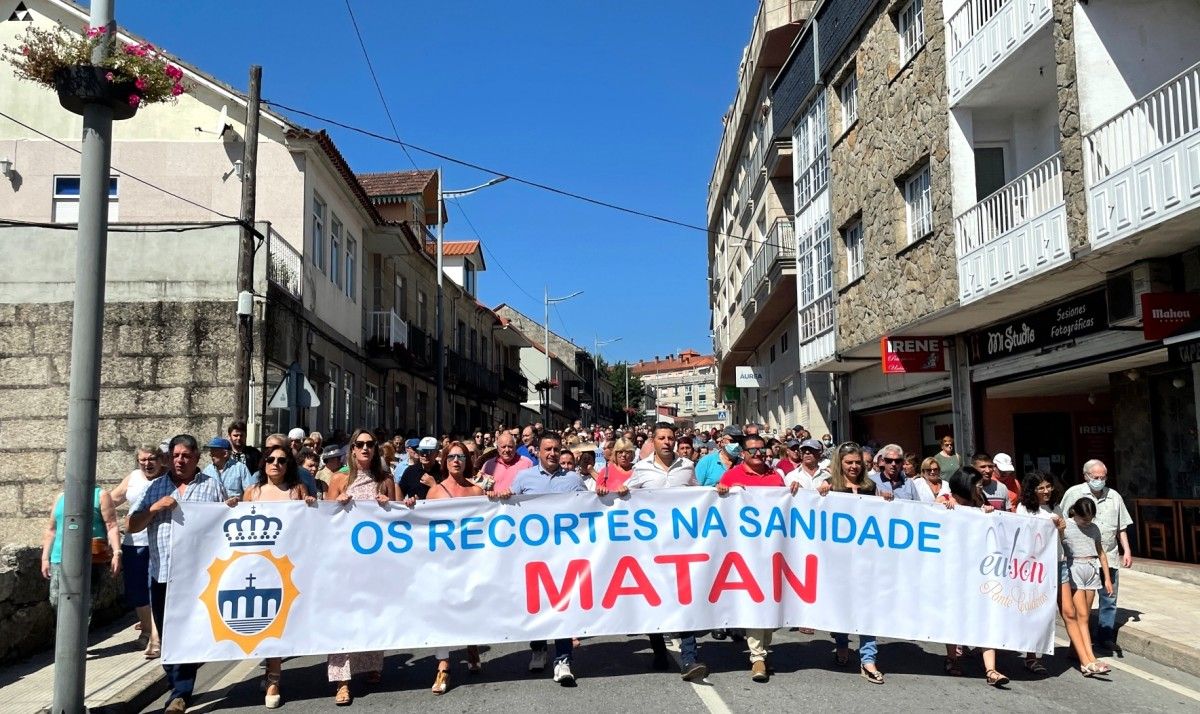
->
<box><xmin>860</xmin><ymin>665</ymin><xmax>885</xmax><ymax>684</ymax></box>
<box><xmin>431</xmin><ymin>668</ymin><xmax>449</xmax><ymax>695</ymax></box>
<box><xmin>265</xmin><ymin>673</ymin><xmax>281</xmax><ymax>709</ymax></box>
<box><xmin>798</xmin><ymin>627</ymin><xmax>816</xmax><ymax>635</ymax></box>
<box><xmin>944</xmin><ymin>657</ymin><xmax>963</xmax><ymax>676</ymax></box>
<box><xmin>1023</xmin><ymin>657</ymin><xmax>1048</xmax><ymax>676</ymax></box>
<box><xmin>1082</xmin><ymin>661</ymin><xmax>1111</xmax><ymax>677</ymax></box>
<box><xmin>986</xmin><ymin>669</ymin><xmax>1010</xmax><ymax>687</ymax></box>
<box><xmin>334</xmin><ymin>682</ymin><xmax>352</xmax><ymax>706</ymax></box>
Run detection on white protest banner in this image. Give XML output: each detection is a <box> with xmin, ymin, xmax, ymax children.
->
<box><xmin>162</xmin><ymin>489</ymin><xmax>1057</xmax><ymax>664</ymax></box>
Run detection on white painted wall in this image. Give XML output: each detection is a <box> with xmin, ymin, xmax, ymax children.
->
<box><xmin>1074</xmin><ymin>0</ymin><xmax>1200</xmax><ymax>133</ymax></box>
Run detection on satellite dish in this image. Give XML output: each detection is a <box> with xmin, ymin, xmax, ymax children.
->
<box><xmin>195</xmin><ymin>104</ymin><xmax>231</xmax><ymax>139</ymax></box>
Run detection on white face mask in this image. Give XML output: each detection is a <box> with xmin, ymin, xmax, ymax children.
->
<box><xmin>1087</xmin><ymin>478</ymin><xmax>1106</xmax><ymax>493</ymax></box>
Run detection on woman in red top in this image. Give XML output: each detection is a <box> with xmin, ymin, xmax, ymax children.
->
<box><xmin>596</xmin><ymin>438</ymin><xmax>636</xmax><ymax>490</ymax></box>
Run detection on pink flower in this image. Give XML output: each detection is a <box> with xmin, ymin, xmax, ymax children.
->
<box><xmin>128</xmin><ymin>94</ymin><xmax>141</xmax><ymax>108</ymax></box>
<box><xmin>105</xmin><ymin>71</ymin><xmax>115</xmax><ymax>81</ymax></box>
<box><xmin>164</xmin><ymin>64</ymin><xmax>182</xmax><ymax>80</ymax></box>
<box><xmin>123</xmin><ymin>44</ymin><xmax>146</xmax><ymax>57</ymax></box>
<box><xmin>21</xmin><ymin>46</ymin><xmax>28</xmax><ymax>55</ymax></box>
<box><xmin>85</xmin><ymin>26</ymin><xmax>107</xmax><ymax>38</ymax></box>
<box><xmin>135</xmin><ymin>76</ymin><xmax>146</xmax><ymax>90</ymax></box>
<box><xmin>170</xmin><ymin>83</ymin><xmax>184</xmax><ymax>96</ymax></box>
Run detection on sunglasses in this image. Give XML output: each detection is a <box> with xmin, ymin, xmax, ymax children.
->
<box><xmin>263</xmin><ymin>456</ymin><xmax>288</xmax><ymax>466</ymax></box>
<box><xmin>446</xmin><ymin>454</ymin><xmax>467</xmax><ymax>462</ymax></box>
<box><xmin>354</xmin><ymin>440</ymin><xmax>376</xmax><ymax>450</ymax></box>
<box><xmin>923</xmin><ymin>467</ymin><xmax>941</xmax><ymax>472</ymax></box>
<box><xmin>882</xmin><ymin>457</ymin><xmax>902</xmax><ymax>464</ymax></box>
<box><xmin>744</xmin><ymin>447</ymin><xmax>768</xmax><ymax>456</ymax></box>
<box><xmin>838</xmin><ymin>442</ymin><xmax>861</xmax><ymax>453</ymax></box>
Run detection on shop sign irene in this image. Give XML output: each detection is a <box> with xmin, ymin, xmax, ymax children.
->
<box><xmin>969</xmin><ymin>290</ymin><xmax>1107</xmax><ymax>364</ymax></box>
<box><xmin>880</xmin><ymin>336</ymin><xmax>947</xmax><ymax>374</ymax></box>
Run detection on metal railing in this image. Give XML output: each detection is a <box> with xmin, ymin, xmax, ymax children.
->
<box><xmin>367</xmin><ymin>310</ymin><xmax>407</xmax><ymax>347</ymax></box>
<box><xmin>739</xmin><ymin>218</ymin><xmax>796</xmax><ymax>306</ymax></box>
<box><xmin>1085</xmin><ymin>61</ymin><xmax>1200</xmax><ymax>184</ymax></box>
<box><xmin>266</xmin><ymin>229</ymin><xmax>302</xmax><ymax>300</ymax></box>
<box><xmin>955</xmin><ymin>153</ymin><xmax>1063</xmax><ymax>255</ymax></box>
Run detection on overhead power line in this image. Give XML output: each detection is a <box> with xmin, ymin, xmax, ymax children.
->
<box><xmin>342</xmin><ymin>0</ymin><xmax>420</xmax><ymax>170</ymax></box>
<box><xmin>259</xmin><ymin>99</ymin><xmax>791</xmax><ymax>251</ymax></box>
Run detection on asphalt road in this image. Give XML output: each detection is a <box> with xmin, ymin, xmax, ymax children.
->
<box><xmin>144</xmin><ymin>630</ymin><xmax>1200</xmax><ymax>713</ymax></box>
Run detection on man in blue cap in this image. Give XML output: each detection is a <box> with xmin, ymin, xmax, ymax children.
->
<box><xmin>201</xmin><ymin>436</ymin><xmax>253</xmax><ymax>498</ymax></box>
<box><xmin>393</xmin><ymin>438</ymin><xmax>420</xmax><ymax>481</ymax></box>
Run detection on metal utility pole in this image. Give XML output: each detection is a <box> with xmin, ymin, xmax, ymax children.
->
<box><xmin>234</xmin><ymin>65</ymin><xmax>261</xmax><ymax>424</ymax></box>
<box><xmin>53</xmin><ymin>2</ymin><xmax>114</xmax><ymax>711</ymax></box>
<box><xmin>543</xmin><ymin>287</ymin><xmax>582</xmax><ymax>427</ymax></box>
<box><xmin>624</xmin><ymin>362</ymin><xmax>630</xmax><ymax>426</ymax></box>
<box><xmin>434</xmin><ymin>174</ymin><xmax>507</xmax><ymax>437</ymax></box>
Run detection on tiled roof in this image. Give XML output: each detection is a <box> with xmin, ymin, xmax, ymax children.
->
<box><xmin>433</xmin><ymin>240</ymin><xmax>480</xmax><ymax>257</ymax></box>
<box><xmin>630</xmin><ymin>349</ymin><xmax>716</xmax><ymax>375</ymax></box>
<box><xmin>285</xmin><ymin>129</ymin><xmax>382</xmax><ymax>225</ymax></box>
<box><xmin>357</xmin><ymin>170</ymin><xmax>437</xmax><ymax>197</ymax></box>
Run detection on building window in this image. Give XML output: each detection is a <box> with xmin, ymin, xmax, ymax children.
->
<box><xmin>904</xmin><ymin>164</ymin><xmax>933</xmax><ymax>244</ymax></box>
<box><xmin>326</xmin><ymin>364</ymin><xmax>340</xmax><ymax>430</ymax></box>
<box><xmin>770</xmin><ymin>345</ymin><xmax>777</xmax><ymax>363</ymax></box>
<box><xmin>897</xmin><ymin>0</ymin><xmax>925</xmax><ymax>65</ymax></box>
<box><xmin>464</xmin><ymin>259</ymin><xmax>476</xmax><ymax>296</ymax></box>
<box><xmin>330</xmin><ymin>217</ymin><xmax>343</xmax><ymax>289</ymax></box>
<box><xmin>53</xmin><ymin>175</ymin><xmax>118</xmax><ymax>223</ymax></box>
<box><xmin>843</xmin><ymin>220</ymin><xmax>865</xmax><ymax>283</ymax></box>
<box><xmin>394</xmin><ymin>383</ymin><xmax>407</xmax><ymax>428</ymax></box>
<box><xmin>838</xmin><ymin>71</ymin><xmax>857</xmax><ymax>130</ymax></box>
<box><xmin>469</xmin><ymin>327</ymin><xmax>478</xmax><ymax>361</ymax></box>
<box><xmin>791</xmin><ymin>94</ymin><xmax>828</xmax><ymax>210</ymax></box>
<box><xmin>345</xmin><ymin>235</ymin><xmax>357</xmax><ymax>301</ymax></box>
<box><xmin>394</xmin><ymin>275</ymin><xmax>407</xmax><ymax>320</ymax></box>
<box><xmin>312</xmin><ymin>194</ymin><xmax>326</xmax><ymax>273</ymax></box>
<box><xmin>417</xmin><ymin>290</ymin><xmax>428</xmax><ymax>329</ymax></box>
<box><xmin>456</xmin><ymin>320</ymin><xmax>466</xmax><ymax>354</ymax></box>
<box><xmin>365</xmin><ymin>383</ymin><xmax>379</xmax><ymax>428</ymax></box>
<box><xmin>700</xmin><ymin>393</ymin><xmax>707</xmax><ymax>404</ymax></box>
<box><xmin>343</xmin><ymin>372</ymin><xmax>354</xmax><ymax>430</ymax></box>
<box><xmin>781</xmin><ymin>331</ymin><xmax>789</xmax><ymax>354</ymax></box>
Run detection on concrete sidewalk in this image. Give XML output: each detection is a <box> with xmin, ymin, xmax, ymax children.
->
<box><xmin>0</xmin><ymin>613</ymin><xmax>165</xmax><ymax>714</ymax></box>
<box><xmin>1111</xmin><ymin>565</ymin><xmax>1200</xmax><ymax>678</ymax></box>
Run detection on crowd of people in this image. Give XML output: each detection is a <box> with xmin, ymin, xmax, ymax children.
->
<box><xmin>41</xmin><ymin>419</ymin><xmax>1133</xmax><ymax>712</ymax></box>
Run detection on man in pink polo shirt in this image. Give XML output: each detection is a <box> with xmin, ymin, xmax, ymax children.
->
<box><xmin>480</xmin><ymin>431</ymin><xmax>533</xmax><ymax>493</ymax></box>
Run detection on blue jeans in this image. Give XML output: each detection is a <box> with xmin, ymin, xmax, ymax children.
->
<box><xmin>151</xmin><ymin>580</ymin><xmax>199</xmax><ymax>703</ymax></box>
<box><xmin>679</xmin><ymin>634</ymin><xmax>699</xmax><ymax>668</ymax></box>
<box><xmin>1097</xmin><ymin>567</ymin><xmax>1119</xmax><ymax>642</ymax></box>
<box><xmin>530</xmin><ymin>638</ymin><xmax>574</xmax><ymax>664</ymax></box>
<box><xmin>833</xmin><ymin>632</ymin><xmax>878</xmax><ymax>665</ymax></box>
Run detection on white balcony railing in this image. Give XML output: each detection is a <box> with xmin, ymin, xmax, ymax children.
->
<box><xmin>1085</xmin><ymin>61</ymin><xmax>1200</xmax><ymax>248</ymax></box>
<box><xmin>956</xmin><ymin>153</ymin><xmax>1068</xmax><ymax>302</ymax></box>
<box><xmin>368</xmin><ymin>310</ymin><xmax>408</xmax><ymax>347</ymax></box>
<box><xmin>947</xmin><ymin>0</ymin><xmax>1052</xmax><ymax>105</ymax></box>
<box><xmin>956</xmin><ymin>153</ymin><xmax>1063</xmax><ymax>255</ymax></box>
<box><xmin>266</xmin><ymin>229</ymin><xmax>303</xmax><ymax>300</ymax></box>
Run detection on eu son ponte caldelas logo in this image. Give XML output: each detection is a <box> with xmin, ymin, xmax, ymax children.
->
<box><xmin>201</xmin><ymin>507</ymin><xmax>299</xmax><ymax>654</ymax></box>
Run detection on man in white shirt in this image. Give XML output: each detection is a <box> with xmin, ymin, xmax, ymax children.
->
<box><xmin>782</xmin><ymin>438</ymin><xmax>831</xmax><ymax>490</ymax></box>
<box><xmin>607</xmin><ymin>423</ymin><xmax>707</xmax><ymax>682</ymax></box>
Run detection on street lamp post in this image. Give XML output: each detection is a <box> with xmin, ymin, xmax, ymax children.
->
<box><xmin>594</xmin><ymin>336</ymin><xmax>621</xmax><ymax>426</ymax></box>
<box><xmin>435</xmin><ymin>171</ymin><xmax>507</xmax><ymax>437</ymax></box>
<box><xmin>543</xmin><ymin>287</ymin><xmax>583</xmax><ymax>427</ymax></box>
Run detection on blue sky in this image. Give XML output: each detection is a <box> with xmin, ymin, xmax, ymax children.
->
<box><xmin>107</xmin><ymin>0</ymin><xmax>756</xmax><ymax>363</ymax></box>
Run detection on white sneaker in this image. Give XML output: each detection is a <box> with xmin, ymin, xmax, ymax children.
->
<box><xmin>553</xmin><ymin>660</ymin><xmax>575</xmax><ymax>685</ymax></box>
<box><xmin>529</xmin><ymin>649</ymin><xmax>548</xmax><ymax>672</ymax></box>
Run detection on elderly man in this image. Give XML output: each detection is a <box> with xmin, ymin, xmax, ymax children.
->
<box><xmin>480</xmin><ymin>432</ymin><xmax>533</xmax><ymax>493</ymax></box>
<box><xmin>517</xmin><ymin>425</ymin><xmax>537</xmax><ymax>460</ymax></box>
<box><xmin>286</xmin><ymin>427</ymin><xmax>307</xmax><ymax>457</ymax></box>
<box><xmin>398</xmin><ymin>437</ymin><xmax>442</xmax><ymax>500</ymax></box>
<box><xmin>501</xmin><ymin>432</ymin><xmax>587</xmax><ymax>685</ymax></box>
<box><xmin>129</xmin><ymin>434</ymin><xmax>229</xmax><ymax>714</ymax></box>
<box><xmin>201</xmin><ymin>436</ymin><xmax>254</xmax><ymax>499</ymax></box>
<box><xmin>695</xmin><ymin>426</ymin><xmax>742</xmax><ymax>487</ymax></box>
<box><xmin>869</xmin><ymin>444</ymin><xmax>918</xmax><ymax>501</ymax></box>
<box><xmin>317</xmin><ymin>444</ymin><xmax>343</xmax><ymax>487</ymax></box>
<box><xmin>785</xmin><ymin>438</ymin><xmax>831</xmax><ymax>491</ymax></box>
<box><xmin>1059</xmin><ymin>459</ymin><xmax>1133</xmax><ymax>651</ymax></box>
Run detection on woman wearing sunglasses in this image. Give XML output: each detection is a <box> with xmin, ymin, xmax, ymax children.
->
<box><xmin>238</xmin><ymin>445</ymin><xmax>315</xmax><ymax>708</ymax></box>
<box><xmin>596</xmin><ymin>437</ymin><xmax>636</xmax><ymax>491</ymax></box>
<box><xmin>325</xmin><ymin>428</ymin><xmax>397</xmax><ymax>706</ymax></box>
<box><xmin>424</xmin><ymin>441</ymin><xmax>484</xmax><ymax>693</ymax></box>
<box><xmin>819</xmin><ymin>442</ymin><xmax>885</xmax><ymax>684</ymax></box>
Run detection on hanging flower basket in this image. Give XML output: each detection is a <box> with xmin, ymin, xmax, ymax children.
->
<box><xmin>53</xmin><ymin>65</ymin><xmax>140</xmax><ymax>119</ymax></box>
<box><xmin>4</xmin><ymin>24</ymin><xmax>188</xmax><ymax>121</ymax></box>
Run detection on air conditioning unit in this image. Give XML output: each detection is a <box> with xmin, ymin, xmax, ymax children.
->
<box><xmin>1106</xmin><ymin>260</ymin><xmax>1173</xmax><ymax>327</ymax></box>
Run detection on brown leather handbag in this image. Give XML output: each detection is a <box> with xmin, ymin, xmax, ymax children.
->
<box><xmin>90</xmin><ymin>537</ymin><xmax>113</xmax><ymax>564</ymax></box>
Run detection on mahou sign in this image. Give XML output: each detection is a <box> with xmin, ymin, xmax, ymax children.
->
<box><xmin>969</xmin><ymin>290</ymin><xmax>1107</xmax><ymax>364</ymax></box>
